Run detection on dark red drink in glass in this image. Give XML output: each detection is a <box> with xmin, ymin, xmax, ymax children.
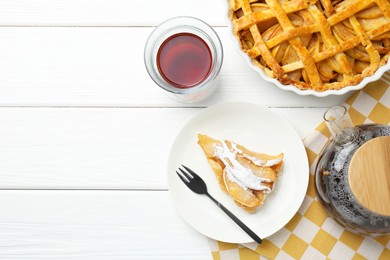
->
<box><xmin>144</xmin><ymin>17</ymin><xmax>223</xmax><ymax>102</ymax></box>
<box><xmin>157</xmin><ymin>33</ymin><xmax>212</xmax><ymax>89</ymax></box>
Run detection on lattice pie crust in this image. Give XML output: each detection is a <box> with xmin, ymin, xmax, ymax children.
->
<box><xmin>229</xmin><ymin>0</ymin><xmax>390</xmax><ymax>91</ymax></box>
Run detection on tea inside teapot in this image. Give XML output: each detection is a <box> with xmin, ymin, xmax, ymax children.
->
<box><xmin>315</xmin><ymin>105</ymin><xmax>390</xmax><ymax>236</ymax></box>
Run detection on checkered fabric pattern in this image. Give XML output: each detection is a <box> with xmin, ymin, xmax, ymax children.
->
<box><xmin>209</xmin><ymin>73</ymin><xmax>390</xmax><ymax>260</ymax></box>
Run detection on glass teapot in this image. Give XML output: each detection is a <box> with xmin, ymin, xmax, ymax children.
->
<box><xmin>315</xmin><ymin>105</ymin><xmax>390</xmax><ymax>236</ymax></box>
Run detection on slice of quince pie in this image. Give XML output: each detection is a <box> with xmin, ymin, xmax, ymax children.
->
<box><xmin>197</xmin><ymin>134</ymin><xmax>283</xmax><ymax>212</ymax></box>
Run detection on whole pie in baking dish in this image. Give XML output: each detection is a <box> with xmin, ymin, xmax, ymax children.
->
<box><xmin>229</xmin><ymin>0</ymin><xmax>390</xmax><ymax>91</ymax></box>
<box><xmin>197</xmin><ymin>134</ymin><xmax>284</xmax><ymax>212</ymax></box>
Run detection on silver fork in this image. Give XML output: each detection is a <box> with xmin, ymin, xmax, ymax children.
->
<box><xmin>176</xmin><ymin>165</ymin><xmax>262</xmax><ymax>244</ymax></box>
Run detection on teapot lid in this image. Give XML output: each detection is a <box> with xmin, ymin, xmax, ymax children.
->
<box><xmin>348</xmin><ymin>136</ymin><xmax>390</xmax><ymax>216</ymax></box>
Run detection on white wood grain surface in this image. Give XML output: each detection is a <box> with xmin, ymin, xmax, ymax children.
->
<box><xmin>0</xmin><ymin>107</ymin><xmax>324</xmax><ymax>189</ymax></box>
<box><xmin>0</xmin><ymin>0</ymin><xmax>359</xmax><ymax>258</ymax></box>
<box><xmin>0</xmin><ymin>27</ymin><xmax>349</xmax><ymax>107</ymax></box>
<box><xmin>0</xmin><ymin>0</ymin><xmax>224</xmax><ymax>26</ymax></box>
<box><xmin>0</xmin><ymin>190</ymin><xmax>211</xmax><ymax>259</ymax></box>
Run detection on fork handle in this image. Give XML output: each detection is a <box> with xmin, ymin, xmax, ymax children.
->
<box><xmin>206</xmin><ymin>193</ymin><xmax>262</xmax><ymax>244</ymax></box>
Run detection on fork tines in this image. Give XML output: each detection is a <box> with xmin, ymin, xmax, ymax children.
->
<box><xmin>176</xmin><ymin>165</ymin><xmax>194</xmax><ymax>183</ymax></box>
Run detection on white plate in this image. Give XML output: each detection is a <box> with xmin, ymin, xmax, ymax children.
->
<box><xmin>167</xmin><ymin>102</ymin><xmax>309</xmax><ymax>243</ymax></box>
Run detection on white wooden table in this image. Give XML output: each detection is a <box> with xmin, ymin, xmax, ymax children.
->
<box><xmin>0</xmin><ymin>1</ymin><xmax>351</xmax><ymax>258</ymax></box>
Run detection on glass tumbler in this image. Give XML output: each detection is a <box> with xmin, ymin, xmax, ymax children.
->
<box><xmin>144</xmin><ymin>16</ymin><xmax>223</xmax><ymax>103</ymax></box>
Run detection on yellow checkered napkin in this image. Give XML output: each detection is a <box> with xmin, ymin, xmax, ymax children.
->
<box><xmin>209</xmin><ymin>73</ymin><xmax>390</xmax><ymax>260</ymax></box>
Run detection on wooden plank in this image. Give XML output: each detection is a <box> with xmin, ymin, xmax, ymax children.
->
<box><xmin>0</xmin><ymin>27</ymin><xmax>349</xmax><ymax>107</ymax></box>
<box><xmin>0</xmin><ymin>107</ymin><xmax>324</xmax><ymax>189</ymax></box>
<box><xmin>0</xmin><ymin>0</ymin><xmax>225</xmax><ymax>26</ymax></box>
<box><xmin>0</xmin><ymin>190</ymin><xmax>211</xmax><ymax>259</ymax></box>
